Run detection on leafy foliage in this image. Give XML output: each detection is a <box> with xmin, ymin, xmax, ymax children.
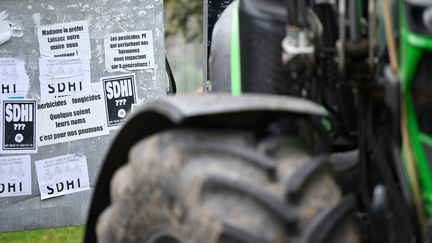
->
<box><xmin>164</xmin><ymin>0</ymin><xmax>203</xmax><ymax>42</ymax></box>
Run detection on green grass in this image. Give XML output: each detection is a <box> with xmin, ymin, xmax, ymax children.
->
<box><xmin>0</xmin><ymin>226</ymin><xmax>85</xmax><ymax>243</ymax></box>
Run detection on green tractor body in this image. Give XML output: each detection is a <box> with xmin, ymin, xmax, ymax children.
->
<box><xmin>401</xmin><ymin>0</ymin><xmax>432</xmax><ymax>219</ymax></box>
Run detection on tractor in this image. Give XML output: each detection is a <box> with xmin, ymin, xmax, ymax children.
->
<box><xmin>84</xmin><ymin>0</ymin><xmax>432</xmax><ymax>242</ymax></box>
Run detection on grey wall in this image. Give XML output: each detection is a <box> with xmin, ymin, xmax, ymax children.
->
<box><xmin>0</xmin><ymin>0</ymin><xmax>166</xmax><ymax>232</ymax></box>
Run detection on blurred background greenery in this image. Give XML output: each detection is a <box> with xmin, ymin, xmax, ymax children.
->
<box><xmin>164</xmin><ymin>0</ymin><xmax>204</xmax><ymax>94</ymax></box>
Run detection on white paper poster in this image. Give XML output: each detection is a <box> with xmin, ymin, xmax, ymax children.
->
<box><xmin>37</xmin><ymin>93</ymin><xmax>109</xmax><ymax>146</ymax></box>
<box><xmin>104</xmin><ymin>30</ymin><xmax>155</xmax><ymax>72</ymax></box>
<box><xmin>39</xmin><ymin>58</ymin><xmax>91</xmax><ymax>99</ymax></box>
<box><xmin>37</xmin><ymin>20</ymin><xmax>91</xmax><ymax>59</ymax></box>
<box><xmin>0</xmin><ymin>58</ymin><xmax>30</xmax><ymax>99</ymax></box>
<box><xmin>35</xmin><ymin>154</ymin><xmax>90</xmax><ymax>200</ymax></box>
<box><xmin>0</xmin><ymin>155</ymin><xmax>31</xmax><ymax>198</ymax></box>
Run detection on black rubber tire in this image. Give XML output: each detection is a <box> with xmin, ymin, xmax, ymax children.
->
<box><xmin>96</xmin><ymin>129</ymin><xmax>360</xmax><ymax>243</ymax></box>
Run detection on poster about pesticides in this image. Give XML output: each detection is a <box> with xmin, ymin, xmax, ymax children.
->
<box><xmin>101</xmin><ymin>73</ymin><xmax>137</xmax><ymax>129</ymax></box>
<box><xmin>1</xmin><ymin>100</ymin><xmax>37</xmax><ymax>154</ymax></box>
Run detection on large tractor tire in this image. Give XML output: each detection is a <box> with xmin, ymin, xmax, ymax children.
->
<box><xmin>95</xmin><ymin>128</ymin><xmax>360</xmax><ymax>243</ymax></box>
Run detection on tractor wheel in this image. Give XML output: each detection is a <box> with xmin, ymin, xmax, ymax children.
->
<box><xmin>96</xmin><ymin>128</ymin><xmax>360</xmax><ymax>243</ymax></box>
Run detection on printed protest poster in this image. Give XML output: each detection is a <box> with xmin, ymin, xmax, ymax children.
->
<box><xmin>37</xmin><ymin>93</ymin><xmax>109</xmax><ymax>146</ymax></box>
<box><xmin>104</xmin><ymin>30</ymin><xmax>155</xmax><ymax>71</ymax></box>
<box><xmin>131</xmin><ymin>103</ymin><xmax>142</xmax><ymax>113</ymax></box>
<box><xmin>2</xmin><ymin>100</ymin><xmax>37</xmax><ymax>153</ymax></box>
<box><xmin>0</xmin><ymin>155</ymin><xmax>31</xmax><ymax>198</ymax></box>
<box><xmin>0</xmin><ymin>58</ymin><xmax>30</xmax><ymax>99</ymax></box>
<box><xmin>101</xmin><ymin>74</ymin><xmax>137</xmax><ymax>128</ymax></box>
<box><xmin>39</xmin><ymin>58</ymin><xmax>91</xmax><ymax>99</ymax></box>
<box><xmin>35</xmin><ymin>154</ymin><xmax>90</xmax><ymax>200</ymax></box>
<box><xmin>37</xmin><ymin>20</ymin><xmax>91</xmax><ymax>59</ymax></box>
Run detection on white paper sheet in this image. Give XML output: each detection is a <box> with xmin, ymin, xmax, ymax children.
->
<box><xmin>39</xmin><ymin>58</ymin><xmax>91</xmax><ymax>99</ymax></box>
<box><xmin>0</xmin><ymin>58</ymin><xmax>30</xmax><ymax>99</ymax></box>
<box><xmin>35</xmin><ymin>154</ymin><xmax>90</xmax><ymax>200</ymax></box>
<box><xmin>0</xmin><ymin>155</ymin><xmax>31</xmax><ymax>197</ymax></box>
<box><xmin>104</xmin><ymin>30</ymin><xmax>155</xmax><ymax>72</ymax></box>
<box><xmin>37</xmin><ymin>92</ymin><xmax>109</xmax><ymax>146</ymax></box>
<box><xmin>37</xmin><ymin>20</ymin><xmax>91</xmax><ymax>59</ymax></box>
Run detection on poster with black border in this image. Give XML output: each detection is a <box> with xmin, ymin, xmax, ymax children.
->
<box><xmin>101</xmin><ymin>73</ymin><xmax>137</xmax><ymax>128</ymax></box>
<box><xmin>2</xmin><ymin>100</ymin><xmax>37</xmax><ymax>154</ymax></box>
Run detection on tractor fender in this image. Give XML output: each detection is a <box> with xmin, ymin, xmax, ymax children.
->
<box><xmin>85</xmin><ymin>94</ymin><xmax>327</xmax><ymax>242</ymax></box>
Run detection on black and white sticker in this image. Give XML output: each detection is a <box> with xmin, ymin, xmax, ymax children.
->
<box><xmin>2</xmin><ymin>100</ymin><xmax>37</xmax><ymax>153</ymax></box>
<box><xmin>101</xmin><ymin>74</ymin><xmax>137</xmax><ymax>128</ymax></box>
